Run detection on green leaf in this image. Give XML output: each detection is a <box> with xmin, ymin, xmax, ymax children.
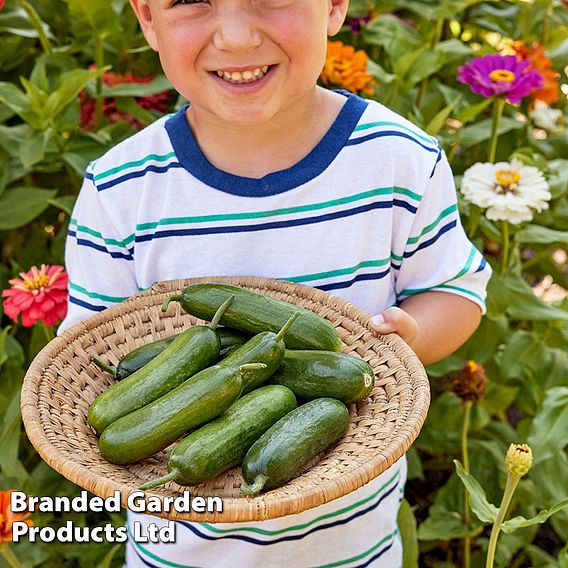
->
<box><xmin>425</xmin><ymin>95</ymin><xmax>462</xmax><ymax>136</ymax></box>
<box><xmin>454</xmin><ymin>460</ymin><xmax>499</xmax><ymax>524</ymax></box>
<box><xmin>0</xmin><ymin>187</ymin><xmax>58</xmax><ymax>230</ymax></box>
<box><xmin>455</xmin><ymin>98</ymin><xmax>493</xmax><ymax>123</ymax></box>
<box><xmin>67</xmin><ymin>1</ymin><xmax>121</xmax><ymax>39</ymax></box>
<box><xmin>527</xmin><ymin>387</ymin><xmax>568</xmax><ymax>465</ymax></box>
<box><xmin>44</xmin><ymin>67</ymin><xmax>108</xmax><ymax>122</ymax></box>
<box><xmin>97</xmin><ymin>75</ymin><xmax>173</xmax><ymax>98</ymax></box>
<box><xmin>0</xmin><ymin>392</ymin><xmax>28</xmax><ymax>483</ymax></box>
<box><xmin>517</xmin><ymin>225</ymin><xmax>568</xmax><ymax>245</ymax></box>
<box><xmin>20</xmin><ymin>128</ymin><xmax>50</xmax><ymax>168</ymax></box>
<box><xmin>48</xmin><ymin>195</ymin><xmax>77</xmax><ymax>216</ymax></box>
<box><xmin>457</xmin><ymin>116</ymin><xmax>524</xmax><ymax>146</ymax></box>
<box><xmin>0</xmin><ymin>81</ymin><xmax>35</xmax><ymax>124</ymax></box>
<box><xmin>501</xmin><ymin>498</ymin><xmax>568</xmax><ymax>534</ymax></box>
<box><xmin>397</xmin><ymin>499</ymin><xmax>419</xmax><ymax>568</ymax></box>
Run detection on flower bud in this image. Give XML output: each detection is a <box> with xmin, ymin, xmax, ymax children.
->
<box><xmin>451</xmin><ymin>360</ymin><xmax>487</xmax><ymax>403</ymax></box>
<box><xmin>505</xmin><ymin>444</ymin><xmax>532</xmax><ymax>478</ymax></box>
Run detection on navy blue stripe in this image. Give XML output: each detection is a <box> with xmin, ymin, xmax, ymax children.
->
<box><xmin>391</xmin><ymin>261</ymin><xmax>402</xmax><ymax>271</ymax></box>
<box><xmin>403</xmin><ymin>220</ymin><xmax>457</xmax><ymax>259</ymax></box>
<box><xmin>346</xmin><ymin>131</ymin><xmax>439</xmax><ymax>154</ymax></box>
<box><xmin>179</xmin><ymin>479</ymin><xmax>399</xmax><ymax>546</ymax></box>
<box><xmin>317</xmin><ymin>268</ymin><xmax>390</xmax><ymax>291</ymax></box>
<box><xmin>85</xmin><ymin>172</ymin><xmax>94</xmax><ymax>181</ymax></box>
<box><xmin>475</xmin><ymin>257</ymin><xmax>487</xmax><ymax>273</ymax></box>
<box><xmin>429</xmin><ymin>147</ymin><xmax>443</xmax><ymax>178</ymax></box>
<box><xmin>352</xmin><ymin>540</ymin><xmax>395</xmax><ymax>568</ymax></box>
<box><xmin>135</xmin><ymin>200</ymin><xmax>399</xmax><ymax>243</ymax></box>
<box><xmin>69</xmin><ymin>295</ymin><xmax>107</xmax><ymax>312</ymax></box>
<box><xmin>69</xmin><ymin>230</ymin><xmax>134</xmax><ymax>260</ymax></box>
<box><xmin>96</xmin><ymin>162</ymin><xmax>184</xmax><ymax>192</ymax></box>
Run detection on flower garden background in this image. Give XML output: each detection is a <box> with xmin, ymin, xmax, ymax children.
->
<box><xmin>0</xmin><ymin>0</ymin><xmax>567</xmax><ymax>566</ymax></box>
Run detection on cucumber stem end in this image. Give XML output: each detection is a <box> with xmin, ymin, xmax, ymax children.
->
<box><xmin>275</xmin><ymin>312</ymin><xmax>301</xmax><ymax>341</ymax></box>
<box><xmin>240</xmin><ymin>474</ymin><xmax>268</xmax><ymax>496</ymax></box>
<box><xmin>161</xmin><ymin>295</ymin><xmax>182</xmax><ymax>313</ymax></box>
<box><xmin>209</xmin><ymin>294</ymin><xmax>235</xmax><ymax>330</ymax></box>
<box><xmin>92</xmin><ymin>357</ymin><xmax>117</xmax><ymax>376</ymax></box>
<box><xmin>139</xmin><ymin>470</ymin><xmax>179</xmax><ymax>491</ymax></box>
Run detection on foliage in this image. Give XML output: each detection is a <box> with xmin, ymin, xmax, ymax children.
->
<box><xmin>0</xmin><ymin>0</ymin><xmax>567</xmax><ymax>566</ymax></box>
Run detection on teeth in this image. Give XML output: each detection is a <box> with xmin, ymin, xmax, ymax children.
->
<box><xmin>216</xmin><ymin>66</ymin><xmax>270</xmax><ymax>84</ymax></box>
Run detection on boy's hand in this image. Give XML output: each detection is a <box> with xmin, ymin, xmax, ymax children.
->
<box><xmin>370</xmin><ymin>307</ymin><xmax>419</xmax><ymax>346</ymax></box>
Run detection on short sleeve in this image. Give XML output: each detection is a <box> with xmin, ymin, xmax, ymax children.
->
<box><xmin>58</xmin><ymin>165</ymin><xmax>140</xmax><ymax>334</ymax></box>
<box><xmin>394</xmin><ymin>150</ymin><xmax>492</xmax><ymax>313</ymax></box>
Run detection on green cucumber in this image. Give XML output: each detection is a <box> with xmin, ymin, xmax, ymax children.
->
<box><xmin>270</xmin><ymin>350</ymin><xmax>375</xmax><ymax>404</ymax></box>
<box><xmin>219</xmin><ymin>313</ymin><xmax>299</xmax><ymax>393</ymax></box>
<box><xmin>92</xmin><ymin>328</ymin><xmax>247</xmax><ymax>380</ymax></box>
<box><xmin>241</xmin><ymin>398</ymin><xmax>349</xmax><ymax>495</ymax></box>
<box><xmin>88</xmin><ymin>296</ymin><xmax>234</xmax><ymax>435</ymax></box>
<box><xmin>162</xmin><ymin>283</ymin><xmax>342</xmax><ymax>351</ymax></box>
<box><xmin>99</xmin><ymin>362</ymin><xmax>265</xmax><ymax>465</ymax></box>
<box><xmin>139</xmin><ymin>385</ymin><xmax>297</xmax><ymax>489</ymax></box>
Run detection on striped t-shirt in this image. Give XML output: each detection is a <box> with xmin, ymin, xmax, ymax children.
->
<box><xmin>60</xmin><ymin>91</ymin><xmax>491</xmax><ymax>567</ymax></box>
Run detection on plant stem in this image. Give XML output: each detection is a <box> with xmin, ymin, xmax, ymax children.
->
<box><xmin>541</xmin><ymin>0</ymin><xmax>553</xmax><ymax>46</ymax></box>
<box><xmin>18</xmin><ymin>0</ymin><xmax>53</xmax><ymax>56</ymax></box>
<box><xmin>40</xmin><ymin>320</ymin><xmax>55</xmax><ymax>344</ymax></box>
<box><xmin>94</xmin><ymin>35</ymin><xmax>105</xmax><ymax>129</ymax></box>
<box><xmin>0</xmin><ymin>545</ymin><xmax>24</xmax><ymax>568</ymax></box>
<box><xmin>485</xmin><ymin>473</ymin><xmax>520</xmax><ymax>568</ymax></box>
<box><xmin>462</xmin><ymin>400</ymin><xmax>473</xmax><ymax>568</ymax></box>
<box><xmin>499</xmin><ymin>221</ymin><xmax>510</xmax><ymax>277</ymax></box>
<box><xmin>416</xmin><ymin>18</ymin><xmax>445</xmax><ymax>108</ymax></box>
<box><xmin>488</xmin><ymin>98</ymin><xmax>506</xmax><ymax>163</ymax></box>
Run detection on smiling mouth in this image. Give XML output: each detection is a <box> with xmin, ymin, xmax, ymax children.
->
<box><xmin>214</xmin><ymin>65</ymin><xmax>273</xmax><ymax>84</ymax></box>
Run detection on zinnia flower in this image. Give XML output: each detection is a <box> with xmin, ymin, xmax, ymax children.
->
<box><xmin>0</xmin><ymin>490</ymin><xmax>33</xmax><ymax>542</ymax></box>
<box><xmin>505</xmin><ymin>444</ymin><xmax>532</xmax><ymax>478</ymax></box>
<box><xmin>509</xmin><ymin>41</ymin><xmax>560</xmax><ymax>104</ymax></box>
<box><xmin>457</xmin><ymin>54</ymin><xmax>544</xmax><ymax>105</ymax></box>
<box><xmin>320</xmin><ymin>41</ymin><xmax>377</xmax><ymax>95</ymax></box>
<box><xmin>80</xmin><ymin>68</ymin><xmax>173</xmax><ymax>130</ymax></box>
<box><xmin>451</xmin><ymin>360</ymin><xmax>487</xmax><ymax>403</ymax></box>
<box><xmin>530</xmin><ymin>102</ymin><xmax>565</xmax><ymax>134</ymax></box>
<box><xmin>0</xmin><ymin>0</ymin><xmax>4</xmax><ymax>10</ymax></box>
<box><xmin>460</xmin><ymin>159</ymin><xmax>551</xmax><ymax>225</ymax></box>
<box><xmin>2</xmin><ymin>264</ymin><xmax>68</xmax><ymax>327</ymax></box>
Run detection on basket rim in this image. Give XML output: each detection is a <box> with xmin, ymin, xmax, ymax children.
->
<box><xmin>21</xmin><ymin>275</ymin><xmax>430</xmax><ymax>522</ymax></box>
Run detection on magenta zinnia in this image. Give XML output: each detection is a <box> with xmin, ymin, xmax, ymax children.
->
<box><xmin>2</xmin><ymin>264</ymin><xmax>68</xmax><ymax>327</ymax></box>
<box><xmin>457</xmin><ymin>54</ymin><xmax>544</xmax><ymax>105</ymax></box>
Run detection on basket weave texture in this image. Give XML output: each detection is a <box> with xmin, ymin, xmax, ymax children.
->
<box><xmin>21</xmin><ymin>276</ymin><xmax>430</xmax><ymax>522</ymax></box>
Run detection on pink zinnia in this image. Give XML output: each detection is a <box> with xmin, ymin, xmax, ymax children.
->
<box><xmin>2</xmin><ymin>264</ymin><xmax>68</xmax><ymax>327</ymax></box>
<box><xmin>457</xmin><ymin>54</ymin><xmax>544</xmax><ymax>105</ymax></box>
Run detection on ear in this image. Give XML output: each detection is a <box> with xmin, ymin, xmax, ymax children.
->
<box><xmin>327</xmin><ymin>0</ymin><xmax>349</xmax><ymax>36</ymax></box>
<box><xmin>129</xmin><ymin>0</ymin><xmax>159</xmax><ymax>51</ymax></box>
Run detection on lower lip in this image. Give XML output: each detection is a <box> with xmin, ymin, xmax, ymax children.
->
<box><xmin>210</xmin><ymin>65</ymin><xmax>276</xmax><ymax>94</ymax></box>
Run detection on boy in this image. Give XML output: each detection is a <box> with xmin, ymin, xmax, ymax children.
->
<box><xmin>59</xmin><ymin>0</ymin><xmax>491</xmax><ymax>565</ymax></box>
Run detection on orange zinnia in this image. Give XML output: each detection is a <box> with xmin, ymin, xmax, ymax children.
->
<box><xmin>320</xmin><ymin>41</ymin><xmax>377</xmax><ymax>95</ymax></box>
<box><xmin>509</xmin><ymin>41</ymin><xmax>560</xmax><ymax>104</ymax></box>
<box><xmin>0</xmin><ymin>490</ymin><xmax>33</xmax><ymax>542</ymax></box>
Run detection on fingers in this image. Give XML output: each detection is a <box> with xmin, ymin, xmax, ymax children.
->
<box><xmin>370</xmin><ymin>307</ymin><xmax>419</xmax><ymax>345</ymax></box>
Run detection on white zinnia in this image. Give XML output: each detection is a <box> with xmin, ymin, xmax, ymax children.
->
<box><xmin>460</xmin><ymin>159</ymin><xmax>551</xmax><ymax>225</ymax></box>
<box><xmin>530</xmin><ymin>103</ymin><xmax>564</xmax><ymax>135</ymax></box>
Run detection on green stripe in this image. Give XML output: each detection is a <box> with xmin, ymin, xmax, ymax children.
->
<box><xmin>69</xmin><ymin>282</ymin><xmax>129</xmax><ymax>303</ymax></box>
<box><xmin>354</xmin><ymin>121</ymin><xmax>437</xmax><ymax>146</ymax></box>
<box><xmin>282</xmin><ymin>258</ymin><xmax>390</xmax><ymax>284</ymax></box>
<box><xmin>127</xmin><ymin>525</ymin><xmax>202</xmax><ymax>568</ymax></box>
<box><xmin>436</xmin><ymin>284</ymin><xmax>484</xmax><ymax>303</ymax></box>
<box><xmin>69</xmin><ymin>219</ymin><xmax>135</xmax><ymax>248</ymax></box>
<box><xmin>200</xmin><ymin>466</ymin><xmax>401</xmax><ymax>536</ymax></box>
<box><xmin>311</xmin><ymin>529</ymin><xmax>398</xmax><ymax>568</ymax></box>
<box><xmin>93</xmin><ymin>152</ymin><xmax>177</xmax><ymax>182</ymax></box>
<box><xmin>391</xmin><ymin>205</ymin><xmax>458</xmax><ymax>262</ymax></box>
<box><xmin>406</xmin><ymin>204</ymin><xmax>457</xmax><ymax>246</ymax></box>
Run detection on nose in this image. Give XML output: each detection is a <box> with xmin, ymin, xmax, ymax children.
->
<box><xmin>212</xmin><ymin>5</ymin><xmax>262</xmax><ymax>52</ymax></box>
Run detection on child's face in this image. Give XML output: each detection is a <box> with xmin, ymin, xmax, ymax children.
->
<box><xmin>130</xmin><ymin>0</ymin><xmax>349</xmax><ymax>126</ymax></box>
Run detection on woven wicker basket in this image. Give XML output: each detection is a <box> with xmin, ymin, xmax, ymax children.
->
<box><xmin>21</xmin><ymin>276</ymin><xmax>430</xmax><ymax>522</ymax></box>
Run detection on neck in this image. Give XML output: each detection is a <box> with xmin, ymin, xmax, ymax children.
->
<box><xmin>185</xmin><ymin>88</ymin><xmax>346</xmax><ymax>179</ymax></box>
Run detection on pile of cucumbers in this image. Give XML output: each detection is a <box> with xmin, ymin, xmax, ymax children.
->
<box><xmin>90</xmin><ymin>283</ymin><xmax>375</xmax><ymax>495</ymax></box>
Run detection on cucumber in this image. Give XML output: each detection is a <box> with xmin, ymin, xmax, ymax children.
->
<box><xmin>241</xmin><ymin>398</ymin><xmax>349</xmax><ymax>495</ymax></box>
<box><xmin>270</xmin><ymin>350</ymin><xmax>375</xmax><ymax>404</ymax></box>
<box><xmin>99</xmin><ymin>362</ymin><xmax>265</xmax><ymax>465</ymax></box>
<box><xmin>88</xmin><ymin>296</ymin><xmax>234</xmax><ymax>435</ymax></box>
<box><xmin>219</xmin><ymin>313</ymin><xmax>299</xmax><ymax>393</ymax></box>
<box><xmin>162</xmin><ymin>283</ymin><xmax>342</xmax><ymax>351</ymax></box>
<box><xmin>92</xmin><ymin>328</ymin><xmax>247</xmax><ymax>380</ymax></box>
<box><xmin>139</xmin><ymin>385</ymin><xmax>297</xmax><ymax>489</ymax></box>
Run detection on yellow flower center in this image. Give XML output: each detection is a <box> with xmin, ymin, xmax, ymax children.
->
<box><xmin>495</xmin><ymin>168</ymin><xmax>521</xmax><ymax>193</ymax></box>
<box><xmin>23</xmin><ymin>273</ymin><xmax>50</xmax><ymax>293</ymax></box>
<box><xmin>489</xmin><ymin>69</ymin><xmax>516</xmax><ymax>82</ymax></box>
<box><xmin>466</xmin><ymin>360</ymin><xmax>478</xmax><ymax>373</ymax></box>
